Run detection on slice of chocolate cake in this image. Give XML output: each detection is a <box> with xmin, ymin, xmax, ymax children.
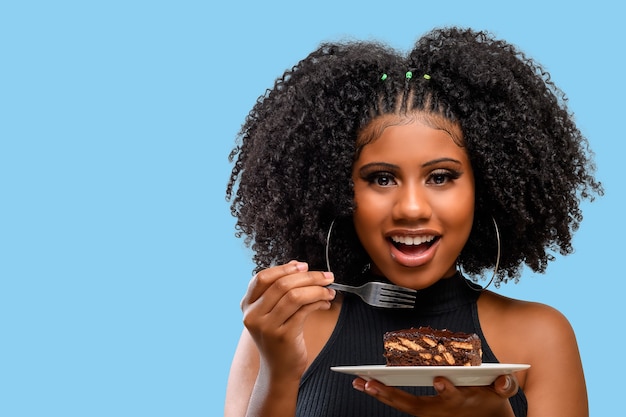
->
<box><xmin>384</xmin><ymin>326</ymin><xmax>482</xmax><ymax>366</ymax></box>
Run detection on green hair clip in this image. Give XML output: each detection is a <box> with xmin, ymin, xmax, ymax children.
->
<box><xmin>382</xmin><ymin>72</ymin><xmax>429</xmax><ymax>81</ymax></box>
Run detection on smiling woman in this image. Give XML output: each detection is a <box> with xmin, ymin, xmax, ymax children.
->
<box><xmin>224</xmin><ymin>27</ymin><xmax>602</xmax><ymax>417</ymax></box>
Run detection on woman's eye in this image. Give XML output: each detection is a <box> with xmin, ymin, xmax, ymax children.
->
<box><xmin>428</xmin><ymin>169</ymin><xmax>460</xmax><ymax>185</ymax></box>
<box><xmin>366</xmin><ymin>173</ymin><xmax>396</xmax><ymax>187</ymax></box>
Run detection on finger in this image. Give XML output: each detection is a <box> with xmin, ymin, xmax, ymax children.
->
<box><xmin>247</xmin><ymin>299</ymin><xmax>334</xmax><ymax>351</ymax></box>
<box><xmin>251</xmin><ymin>269</ymin><xmax>334</xmax><ymax>313</ymax></box>
<box><xmin>241</xmin><ymin>268</ymin><xmax>335</xmax><ymax>335</ymax></box>
<box><xmin>352</xmin><ymin>377</ymin><xmax>367</xmax><ymax>392</ymax></box>
<box><xmin>254</xmin><ymin>283</ymin><xmax>336</xmax><ymax>329</ymax></box>
<box><xmin>432</xmin><ymin>376</ymin><xmax>460</xmax><ymax>399</ymax></box>
<box><xmin>431</xmin><ymin>376</ymin><xmax>475</xmax><ymax>411</ymax></box>
<box><xmin>493</xmin><ymin>374</ymin><xmax>519</xmax><ymax>398</ymax></box>
<box><xmin>356</xmin><ymin>378</ymin><xmax>438</xmax><ymax>413</ymax></box>
<box><xmin>241</xmin><ymin>261</ymin><xmax>307</xmax><ymax>308</ymax></box>
<box><xmin>279</xmin><ymin>298</ymin><xmax>335</xmax><ymax>333</ymax></box>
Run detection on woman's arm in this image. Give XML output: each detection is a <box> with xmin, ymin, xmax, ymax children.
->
<box><xmin>517</xmin><ymin>303</ymin><xmax>588</xmax><ymax>417</ymax></box>
<box><xmin>225</xmin><ymin>328</ymin><xmax>302</xmax><ymax>417</ymax></box>
<box><xmin>224</xmin><ymin>329</ymin><xmax>260</xmax><ymax>417</ymax></box>
<box><xmin>224</xmin><ymin>261</ymin><xmax>336</xmax><ymax>417</ymax></box>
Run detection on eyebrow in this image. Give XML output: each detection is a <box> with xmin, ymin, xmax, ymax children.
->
<box><xmin>358</xmin><ymin>162</ymin><xmax>396</xmax><ymax>172</ymax></box>
<box><xmin>422</xmin><ymin>157</ymin><xmax>463</xmax><ymax>167</ymax></box>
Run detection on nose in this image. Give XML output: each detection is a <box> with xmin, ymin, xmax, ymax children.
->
<box><xmin>393</xmin><ymin>182</ymin><xmax>432</xmax><ymax>221</ymax></box>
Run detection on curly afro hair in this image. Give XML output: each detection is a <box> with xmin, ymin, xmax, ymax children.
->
<box><xmin>226</xmin><ymin>27</ymin><xmax>603</xmax><ymax>286</ymax></box>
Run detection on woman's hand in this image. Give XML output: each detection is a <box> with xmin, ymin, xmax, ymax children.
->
<box><xmin>352</xmin><ymin>374</ymin><xmax>519</xmax><ymax>417</ymax></box>
<box><xmin>240</xmin><ymin>260</ymin><xmax>336</xmax><ymax>382</ymax></box>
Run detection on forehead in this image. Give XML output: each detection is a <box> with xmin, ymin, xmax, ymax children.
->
<box><xmin>356</xmin><ymin>121</ymin><xmax>469</xmax><ymax>164</ymax></box>
<box><xmin>357</xmin><ymin>112</ymin><xmax>464</xmax><ymax>150</ymax></box>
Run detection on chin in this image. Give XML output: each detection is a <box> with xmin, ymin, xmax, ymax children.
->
<box><xmin>382</xmin><ymin>267</ymin><xmax>448</xmax><ymax>290</ymax></box>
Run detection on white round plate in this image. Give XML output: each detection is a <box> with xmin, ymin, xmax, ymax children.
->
<box><xmin>330</xmin><ymin>363</ymin><xmax>530</xmax><ymax>386</ymax></box>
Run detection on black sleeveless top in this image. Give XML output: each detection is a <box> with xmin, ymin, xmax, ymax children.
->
<box><xmin>296</xmin><ymin>274</ymin><xmax>528</xmax><ymax>416</ymax></box>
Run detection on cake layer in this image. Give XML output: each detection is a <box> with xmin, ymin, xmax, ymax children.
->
<box><xmin>384</xmin><ymin>326</ymin><xmax>482</xmax><ymax>366</ymax></box>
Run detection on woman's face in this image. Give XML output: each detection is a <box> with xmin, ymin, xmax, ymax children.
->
<box><xmin>352</xmin><ymin>116</ymin><xmax>475</xmax><ymax>289</ymax></box>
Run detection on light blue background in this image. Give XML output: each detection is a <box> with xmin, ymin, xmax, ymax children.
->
<box><xmin>1</xmin><ymin>1</ymin><xmax>622</xmax><ymax>416</ymax></box>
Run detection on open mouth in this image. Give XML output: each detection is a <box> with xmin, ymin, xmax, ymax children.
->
<box><xmin>390</xmin><ymin>235</ymin><xmax>439</xmax><ymax>256</ymax></box>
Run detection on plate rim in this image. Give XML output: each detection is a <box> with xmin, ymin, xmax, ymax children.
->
<box><xmin>331</xmin><ymin>363</ymin><xmax>530</xmax><ymax>372</ymax></box>
<box><xmin>329</xmin><ymin>363</ymin><xmax>530</xmax><ymax>386</ymax></box>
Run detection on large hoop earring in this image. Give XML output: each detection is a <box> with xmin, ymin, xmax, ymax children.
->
<box><xmin>325</xmin><ymin>218</ymin><xmax>336</xmax><ymax>273</ymax></box>
<box><xmin>460</xmin><ymin>216</ymin><xmax>501</xmax><ymax>291</ymax></box>
<box><xmin>325</xmin><ymin>218</ymin><xmax>370</xmax><ymax>275</ymax></box>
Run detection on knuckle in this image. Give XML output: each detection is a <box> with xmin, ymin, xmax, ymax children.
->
<box><xmin>253</xmin><ymin>269</ymin><xmax>271</xmax><ymax>285</ymax></box>
<box><xmin>284</xmin><ymin>287</ymin><xmax>304</xmax><ymax>304</ymax></box>
<box><xmin>241</xmin><ymin>313</ymin><xmax>257</xmax><ymax>329</ymax></box>
<box><xmin>274</xmin><ymin>277</ymin><xmax>292</xmax><ymax>292</ymax></box>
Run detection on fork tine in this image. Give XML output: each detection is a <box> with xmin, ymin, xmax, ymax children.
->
<box><xmin>371</xmin><ymin>284</ymin><xmax>416</xmax><ymax>308</ymax></box>
<box><xmin>379</xmin><ymin>289</ymin><xmax>416</xmax><ymax>301</ymax></box>
<box><xmin>364</xmin><ymin>282</ymin><xmax>416</xmax><ymax>308</ymax></box>
<box><xmin>327</xmin><ymin>282</ymin><xmax>416</xmax><ymax>308</ymax></box>
<box><xmin>379</xmin><ymin>296</ymin><xmax>415</xmax><ymax>306</ymax></box>
<box><xmin>376</xmin><ymin>294</ymin><xmax>416</xmax><ymax>308</ymax></box>
<box><xmin>382</xmin><ymin>287</ymin><xmax>417</xmax><ymax>296</ymax></box>
<box><xmin>377</xmin><ymin>283</ymin><xmax>417</xmax><ymax>293</ymax></box>
<box><xmin>379</xmin><ymin>285</ymin><xmax>416</xmax><ymax>295</ymax></box>
<box><xmin>374</xmin><ymin>283</ymin><xmax>416</xmax><ymax>298</ymax></box>
<box><xmin>377</xmin><ymin>301</ymin><xmax>415</xmax><ymax>309</ymax></box>
<box><xmin>378</xmin><ymin>291</ymin><xmax>416</xmax><ymax>303</ymax></box>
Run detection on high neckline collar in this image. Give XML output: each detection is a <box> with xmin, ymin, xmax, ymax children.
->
<box><xmin>411</xmin><ymin>273</ymin><xmax>481</xmax><ymax>313</ymax></box>
<box><xmin>366</xmin><ymin>272</ymin><xmax>481</xmax><ymax>313</ymax></box>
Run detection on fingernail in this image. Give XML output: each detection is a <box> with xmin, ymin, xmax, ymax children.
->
<box><xmin>434</xmin><ymin>381</ymin><xmax>445</xmax><ymax>392</ymax></box>
<box><xmin>352</xmin><ymin>380</ymin><xmax>364</xmax><ymax>392</ymax></box>
<box><xmin>323</xmin><ymin>271</ymin><xmax>334</xmax><ymax>280</ymax></box>
<box><xmin>295</xmin><ymin>262</ymin><xmax>308</xmax><ymax>271</ymax></box>
<box><xmin>364</xmin><ymin>382</ymin><xmax>379</xmax><ymax>395</ymax></box>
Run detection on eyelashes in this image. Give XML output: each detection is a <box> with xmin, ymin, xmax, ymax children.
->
<box><xmin>361</xmin><ymin>169</ymin><xmax>463</xmax><ymax>187</ymax></box>
<box><xmin>429</xmin><ymin>169</ymin><xmax>462</xmax><ymax>184</ymax></box>
<box><xmin>362</xmin><ymin>171</ymin><xmax>396</xmax><ymax>186</ymax></box>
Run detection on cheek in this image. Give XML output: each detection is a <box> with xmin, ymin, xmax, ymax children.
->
<box><xmin>429</xmin><ymin>189</ymin><xmax>474</xmax><ymax>232</ymax></box>
<box><xmin>448</xmin><ymin>192</ymin><xmax>475</xmax><ymax>236</ymax></box>
<box><xmin>352</xmin><ymin>194</ymin><xmax>385</xmax><ymax>244</ymax></box>
<box><xmin>353</xmin><ymin>188</ymin><xmax>388</xmax><ymax>223</ymax></box>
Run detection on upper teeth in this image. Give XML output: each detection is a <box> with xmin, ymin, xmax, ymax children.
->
<box><xmin>391</xmin><ymin>235</ymin><xmax>436</xmax><ymax>245</ymax></box>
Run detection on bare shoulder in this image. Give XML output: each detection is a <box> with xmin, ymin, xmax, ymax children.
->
<box><xmin>478</xmin><ymin>291</ymin><xmax>578</xmax><ymax>362</ymax></box>
<box><xmin>479</xmin><ymin>291</ymin><xmax>574</xmax><ymax>338</ymax></box>
<box><xmin>478</xmin><ymin>291</ymin><xmax>588</xmax><ymax>415</ymax></box>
